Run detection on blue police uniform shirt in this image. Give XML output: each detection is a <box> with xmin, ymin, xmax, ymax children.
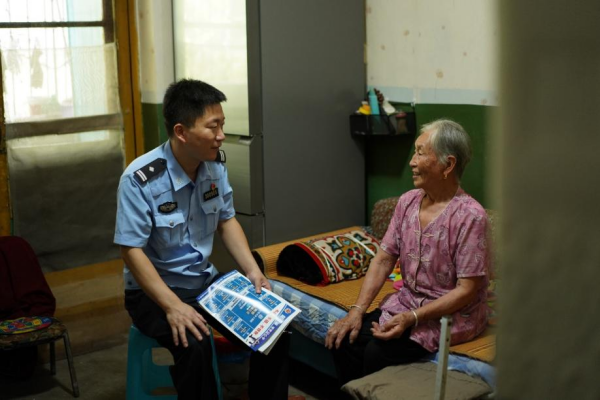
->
<box><xmin>114</xmin><ymin>141</ymin><xmax>235</xmax><ymax>290</ymax></box>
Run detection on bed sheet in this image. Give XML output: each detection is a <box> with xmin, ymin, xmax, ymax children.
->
<box><xmin>269</xmin><ymin>280</ymin><xmax>347</xmax><ymax>345</ymax></box>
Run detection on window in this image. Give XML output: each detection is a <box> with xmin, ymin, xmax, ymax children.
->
<box><xmin>0</xmin><ymin>0</ymin><xmax>139</xmax><ymax>271</ymax></box>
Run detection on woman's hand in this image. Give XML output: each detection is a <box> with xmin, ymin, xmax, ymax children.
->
<box><xmin>246</xmin><ymin>269</ymin><xmax>271</xmax><ymax>293</ymax></box>
<box><xmin>325</xmin><ymin>309</ymin><xmax>364</xmax><ymax>350</ymax></box>
<box><xmin>371</xmin><ymin>311</ymin><xmax>415</xmax><ymax>340</ymax></box>
<box><xmin>165</xmin><ymin>300</ymin><xmax>211</xmax><ymax>347</ymax></box>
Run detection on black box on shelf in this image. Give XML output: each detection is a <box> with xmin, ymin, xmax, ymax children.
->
<box><xmin>349</xmin><ymin>112</ymin><xmax>416</xmax><ymax>136</ymax></box>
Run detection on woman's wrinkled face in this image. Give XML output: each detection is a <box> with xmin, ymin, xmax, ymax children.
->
<box><xmin>409</xmin><ymin>130</ymin><xmax>446</xmax><ymax>190</ymax></box>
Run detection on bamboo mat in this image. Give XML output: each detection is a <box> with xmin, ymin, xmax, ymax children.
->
<box><xmin>450</xmin><ymin>328</ymin><xmax>496</xmax><ymax>363</ymax></box>
<box><xmin>253</xmin><ymin>226</ymin><xmax>396</xmax><ymax>313</ymax></box>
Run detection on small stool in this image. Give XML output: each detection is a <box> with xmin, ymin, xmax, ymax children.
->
<box><xmin>0</xmin><ymin>317</ymin><xmax>79</xmax><ymax>398</ymax></box>
<box><xmin>126</xmin><ymin>325</ymin><xmax>176</xmax><ymax>400</ymax></box>
<box><xmin>126</xmin><ymin>325</ymin><xmax>223</xmax><ymax>400</ymax></box>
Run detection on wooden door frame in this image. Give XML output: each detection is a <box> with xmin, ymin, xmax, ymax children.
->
<box><xmin>0</xmin><ymin>67</ymin><xmax>9</xmax><ymax>236</ymax></box>
<box><xmin>116</xmin><ymin>0</ymin><xmax>144</xmax><ymax>163</ymax></box>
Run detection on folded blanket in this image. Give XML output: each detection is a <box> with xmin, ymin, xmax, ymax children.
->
<box><xmin>276</xmin><ymin>229</ymin><xmax>380</xmax><ymax>286</ymax></box>
<box><xmin>253</xmin><ymin>226</ymin><xmax>396</xmax><ymax>313</ymax></box>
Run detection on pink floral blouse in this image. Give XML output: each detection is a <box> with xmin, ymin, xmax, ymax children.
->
<box><xmin>379</xmin><ymin>188</ymin><xmax>489</xmax><ymax>352</ymax></box>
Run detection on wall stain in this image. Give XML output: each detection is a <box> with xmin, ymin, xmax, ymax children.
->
<box><xmin>436</xmin><ymin>70</ymin><xmax>444</xmax><ymax>79</ymax></box>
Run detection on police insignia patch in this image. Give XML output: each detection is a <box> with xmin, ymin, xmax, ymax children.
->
<box><xmin>215</xmin><ymin>150</ymin><xmax>226</xmax><ymax>163</ymax></box>
<box><xmin>158</xmin><ymin>202</ymin><xmax>178</xmax><ymax>213</ymax></box>
<box><xmin>134</xmin><ymin>158</ymin><xmax>167</xmax><ymax>184</ymax></box>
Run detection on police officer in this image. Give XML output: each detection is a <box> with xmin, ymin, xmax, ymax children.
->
<box><xmin>115</xmin><ymin>79</ymin><xmax>295</xmax><ymax>400</ymax></box>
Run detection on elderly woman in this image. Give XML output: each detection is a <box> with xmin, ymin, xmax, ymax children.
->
<box><xmin>325</xmin><ymin>119</ymin><xmax>490</xmax><ymax>385</ymax></box>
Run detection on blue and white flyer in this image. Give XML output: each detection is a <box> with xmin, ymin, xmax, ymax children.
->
<box><xmin>196</xmin><ymin>270</ymin><xmax>301</xmax><ymax>354</ymax></box>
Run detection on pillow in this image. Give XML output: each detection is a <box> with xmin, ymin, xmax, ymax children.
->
<box><xmin>342</xmin><ymin>362</ymin><xmax>491</xmax><ymax>400</ymax></box>
<box><xmin>487</xmin><ymin>279</ymin><xmax>498</xmax><ymax>326</ymax></box>
<box><xmin>0</xmin><ymin>316</ymin><xmax>52</xmax><ymax>335</ymax></box>
<box><xmin>276</xmin><ymin>230</ymin><xmax>379</xmax><ymax>286</ymax></box>
<box><xmin>370</xmin><ymin>196</ymin><xmax>400</xmax><ymax>239</ymax></box>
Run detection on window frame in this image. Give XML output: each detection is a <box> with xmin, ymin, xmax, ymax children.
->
<box><xmin>0</xmin><ymin>0</ymin><xmax>142</xmax><ymax>237</ymax></box>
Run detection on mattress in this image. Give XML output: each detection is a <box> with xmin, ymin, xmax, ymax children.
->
<box><xmin>269</xmin><ymin>279</ymin><xmax>496</xmax><ymax>390</ymax></box>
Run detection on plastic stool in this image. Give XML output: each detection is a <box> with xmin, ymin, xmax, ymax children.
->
<box><xmin>126</xmin><ymin>325</ymin><xmax>177</xmax><ymax>400</ymax></box>
<box><xmin>126</xmin><ymin>325</ymin><xmax>223</xmax><ymax>400</ymax></box>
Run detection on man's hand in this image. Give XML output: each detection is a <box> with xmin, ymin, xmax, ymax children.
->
<box><xmin>247</xmin><ymin>269</ymin><xmax>271</xmax><ymax>293</ymax></box>
<box><xmin>165</xmin><ymin>300</ymin><xmax>211</xmax><ymax>347</ymax></box>
<box><xmin>325</xmin><ymin>308</ymin><xmax>364</xmax><ymax>350</ymax></box>
<box><xmin>371</xmin><ymin>311</ymin><xmax>414</xmax><ymax>340</ymax></box>
<box><xmin>218</xmin><ymin>218</ymin><xmax>272</xmax><ymax>295</ymax></box>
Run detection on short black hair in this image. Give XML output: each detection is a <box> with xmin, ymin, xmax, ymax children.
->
<box><xmin>162</xmin><ymin>79</ymin><xmax>227</xmax><ymax>138</ymax></box>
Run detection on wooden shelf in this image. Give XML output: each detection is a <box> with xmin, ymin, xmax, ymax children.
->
<box><xmin>350</xmin><ymin>111</ymin><xmax>416</xmax><ymax>136</ymax></box>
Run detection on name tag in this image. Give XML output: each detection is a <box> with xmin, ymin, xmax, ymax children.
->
<box><xmin>203</xmin><ymin>183</ymin><xmax>219</xmax><ymax>201</ymax></box>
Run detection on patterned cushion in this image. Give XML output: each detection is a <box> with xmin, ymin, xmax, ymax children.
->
<box><xmin>276</xmin><ymin>230</ymin><xmax>380</xmax><ymax>286</ymax></box>
<box><xmin>369</xmin><ymin>197</ymin><xmax>400</xmax><ymax>239</ymax></box>
<box><xmin>0</xmin><ymin>316</ymin><xmax>52</xmax><ymax>335</ymax></box>
<box><xmin>0</xmin><ymin>317</ymin><xmax>66</xmax><ymax>350</ymax></box>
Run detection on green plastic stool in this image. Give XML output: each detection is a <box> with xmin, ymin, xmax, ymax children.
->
<box><xmin>126</xmin><ymin>325</ymin><xmax>222</xmax><ymax>400</ymax></box>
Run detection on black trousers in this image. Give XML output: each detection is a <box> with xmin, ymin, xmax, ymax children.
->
<box><xmin>125</xmin><ymin>276</ymin><xmax>290</xmax><ymax>400</ymax></box>
<box><xmin>331</xmin><ymin>309</ymin><xmax>431</xmax><ymax>386</ymax></box>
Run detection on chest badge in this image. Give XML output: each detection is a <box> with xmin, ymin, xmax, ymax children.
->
<box><xmin>203</xmin><ymin>183</ymin><xmax>219</xmax><ymax>201</ymax></box>
<box><xmin>158</xmin><ymin>201</ymin><xmax>178</xmax><ymax>214</ymax></box>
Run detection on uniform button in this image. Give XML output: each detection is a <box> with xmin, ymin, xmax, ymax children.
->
<box><xmin>190</xmin><ymin>216</ymin><xmax>193</xmax><ymax>221</ymax></box>
<box><xmin>213</xmin><ymin>207</ymin><xmax>217</xmax><ymax>212</ymax></box>
<box><xmin>169</xmin><ymin>220</ymin><xmax>174</xmax><ymax>227</ymax></box>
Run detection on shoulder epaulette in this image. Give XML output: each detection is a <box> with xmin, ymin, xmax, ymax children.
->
<box><xmin>215</xmin><ymin>150</ymin><xmax>226</xmax><ymax>163</ymax></box>
<box><xmin>133</xmin><ymin>158</ymin><xmax>167</xmax><ymax>185</ymax></box>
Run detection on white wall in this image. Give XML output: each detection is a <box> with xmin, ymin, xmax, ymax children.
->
<box><xmin>136</xmin><ymin>0</ymin><xmax>174</xmax><ymax>104</ymax></box>
<box><xmin>366</xmin><ymin>0</ymin><xmax>498</xmax><ymax>105</ymax></box>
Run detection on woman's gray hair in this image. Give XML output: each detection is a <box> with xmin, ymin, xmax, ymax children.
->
<box><xmin>420</xmin><ymin>119</ymin><xmax>472</xmax><ymax>179</ymax></box>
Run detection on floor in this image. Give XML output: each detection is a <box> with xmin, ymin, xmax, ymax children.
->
<box><xmin>1</xmin><ymin>342</ymin><xmax>342</xmax><ymax>400</ymax></box>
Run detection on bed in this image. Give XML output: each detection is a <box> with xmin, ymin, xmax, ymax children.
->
<box><xmin>252</xmin><ymin>198</ymin><xmax>497</xmax><ymax>398</ymax></box>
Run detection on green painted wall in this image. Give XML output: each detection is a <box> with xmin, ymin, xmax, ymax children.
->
<box><xmin>141</xmin><ymin>102</ymin><xmax>168</xmax><ymax>152</ymax></box>
<box><xmin>366</xmin><ymin>103</ymin><xmax>497</xmax><ymax>222</ymax></box>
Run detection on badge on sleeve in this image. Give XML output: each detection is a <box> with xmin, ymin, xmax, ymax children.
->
<box><xmin>158</xmin><ymin>202</ymin><xmax>178</xmax><ymax>213</ymax></box>
<box><xmin>203</xmin><ymin>183</ymin><xmax>219</xmax><ymax>201</ymax></box>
